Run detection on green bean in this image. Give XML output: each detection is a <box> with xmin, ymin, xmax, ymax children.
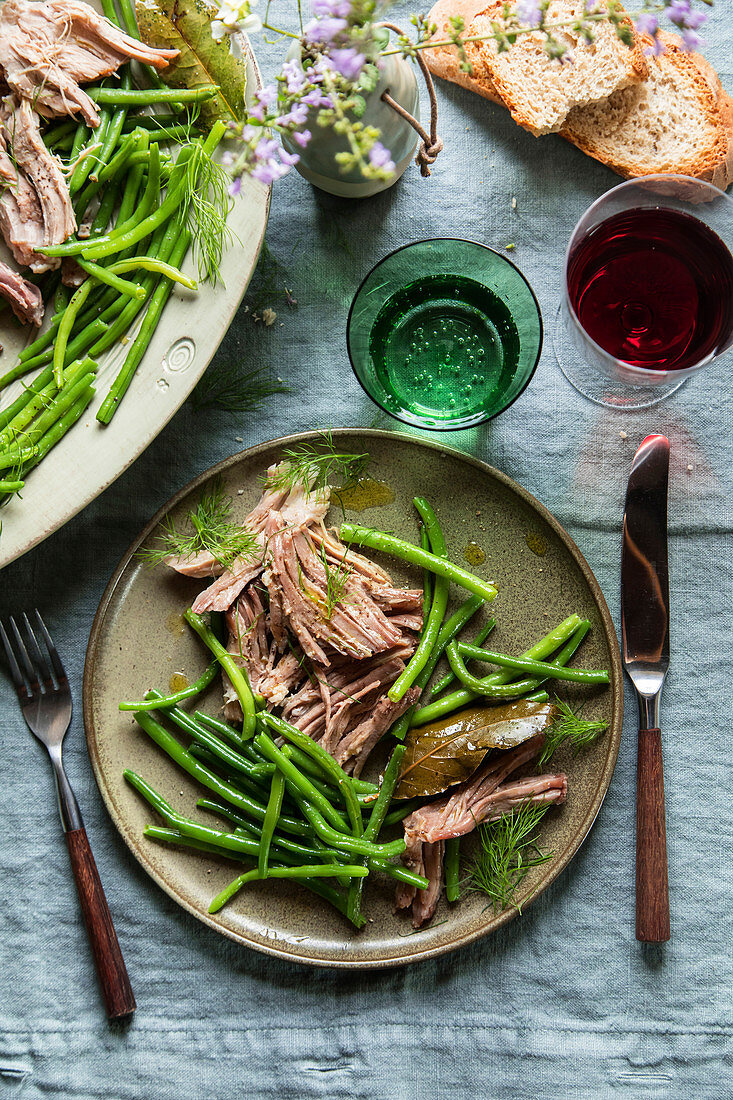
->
<box><xmin>258</xmin><ymin>713</ymin><xmax>362</xmax><ymax>835</ymax></box>
<box><xmin>53</xmin><ymin>281</ymin><xmax>95</xmax><ymax>385</ymax></box>
<box><xmin>456</xmin><ymin>642</ymin><xmax>609</xmax><ymax>684</ymax></box>
<box><xmin>132</xmin><ymin>711</ymin><xmax>310</xmax><ymax>836</ymax></box>
<box><xmin>43</xmin><ymin>120</ymin><xmax>76</xmax><ymax>146</ymax></box>
<box><xmin>420</xmin><ymin>525</ymin><xmax>433</xmax><ymax>629</ymax></box>
<box><xmin>259</xmin><ymin>752</ymin><xmax>289</xmax><ymax>877</ymax></box>
<box><xmin>116</xmin><ymin>132</ymin><xmax>149</xmax><ymax>225</ymax></box>
<box><xmin>96</xmin><ymin>224</ymin><xmax>191</xmax><ymax>421</ymax></box>
<box><xmin>0</xmin><ymin>479</ymin><xmax>23</xmax><ymax>493</ymax></box>
<box><xmin>524</xmin><ymin>690</ymin><xmax>549</xmax><ymax>703</ymax></box>
<box><xmin>0</xmin><ymin>365</ymin><xmax>56</xmax><ymax>431</ymax></box>
<box><xmin>109</xmin><ymin>256</ymin><xmax>196</xmax><ymax>289</ymax></box>
<box><xmin>195</xmin><ymin>800</ymin><xmax>319</xmax><ymax>860</ymax></box>
<box><xmin>340</xmin><ymin>522</ymin><xmax>498</xmax><ymax>604</ymax></box>
<box><xmin>11</xmin><ymin>386</ymin><xmax>95</xmax><ymax>480</ymax></box>
<box><xmin>119</xmin><ymin>661</ymin><xmax>218</xmax><ymax>711</ymax></box>
<box><xmin>79</xmin><ymin>144</ymin><xmax>188</xmax><ymax>260</ymax></box>
<box><xmin>68</xmin><ymin>110</ymin><xmax>111</xmax><ymax>194</ymax></box>
<box><xmin>411</xmin><ymin>616</ymin><xmax>587</xmax><ymax>726</ymax></box>
<box><xmin>54</xmin><ymin>283</ymin><xmax>70</xmax><ymax>314</ymax></box>
<box><xmin>209</xmin><ymin>862</ymin><xmax>368</xmax><ymax>914</ymax></box>
<box><xmin>382</xmin><ymin>798</ymin><xmax>423</xmax><ymax>829</ymax></box>
<box><xmin>347</xmin><ymin>742</ymin><xmax>407</xmax><ymax>924</ymax></box>
<box><xmin>185</xmin><ymin>720</ymin><xmax>274</xmax><ymax>781</ymax></box>
<box><xmin>76</xmin><ymin>259</ymin><xmax>146</xmax><ymax>299</ymax></box>
<box><xmin>2</xmin><ymin>317</ymin><xmax>107</xmax><ymax>388</ymax></box>
<box><xmin>389</xmin><ymin>498</ymin><xmax>450</xmax><ymax>702</ymax></box>
<box><xmin>255</xmin><ymin>734</ymin><xmax>405</xmax><ymax>860</ymax></box>
<box><xmin>89</xmin><ymin>181</ymin><xmax>121</xmax><ymax>238</ymax></box>
<box><xmin>429</xmin><ymin>615</ymin><xmax>497</xmax><ymax>699</ymax></box>
<box><xmin>390</xmin><ymin>597</ymin><xmax>487</xmax><ymax>742</ymax></box>
<box><xmin>87</xmin><ymin>85</ymin><xmax>220</xmax><ymax>105</ymax></box>
<box><xmin>254</xmin><ymin>731</ymin><xmax>349</xmax><ymax>833</ymax></box>
<box><xmin>121</xmin><ymin>113</ymin><xmax>182</xmax><ymax>131</ymax></box>
<box><xmin>181</xmin><ymin>609</ymin><xmax>257</xmax><ymax>738</ymax></box>
<box><xmin>12</xmin><ymin>363</ymin><xmax>95</xmax><ymax>449</ymax></box>
<box><xmin>445</xmin><ymin>838</ymin><xmax>461</xmax><ymax>902</ymax></box>
<box><xmin>92</xmin><ymin>69</ymin><xmax>132</xmax><ymax>179</ymax></box>
<box><xmin>0</xmin><ymin>372</ymin><xmax>58</xmax><ymax>446</ymax></box>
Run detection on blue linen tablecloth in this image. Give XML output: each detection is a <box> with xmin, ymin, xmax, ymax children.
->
<box><xmin>1</xmin><ymin>7</ymin><xmax>732</xmax><ymax>1097</ymax></box>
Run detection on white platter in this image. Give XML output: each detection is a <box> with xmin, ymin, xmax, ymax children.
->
<box><xmin>0</xmin><ymin>28</ymin><xmax>270</xmax><ymax>569</ymax></box>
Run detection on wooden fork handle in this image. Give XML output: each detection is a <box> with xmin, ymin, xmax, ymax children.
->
<box><xmin>65</xmin><ymin>827</ymin><xmax>136</xmax><ymax>1019</ymax></box>
<box><xmin>636</xmin><ymin>727</ymin><xmax>670</xmax><ymax>943</ymax></box>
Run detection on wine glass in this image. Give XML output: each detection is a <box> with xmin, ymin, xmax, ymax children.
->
<box><xmin>555</xmin><ymin>175</ymin><xmax>733</xmax><ymax>409</ymax></box>
<box><xmin>347</xmin><ymin>239</ymin><xmax>543</xmax><ymax>431</ymax></box>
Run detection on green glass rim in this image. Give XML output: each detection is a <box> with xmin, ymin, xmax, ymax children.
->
<box><xmin>346</xmin><ymin>237</ymin><xmax>544</xmax><ymax>431</ymax></box>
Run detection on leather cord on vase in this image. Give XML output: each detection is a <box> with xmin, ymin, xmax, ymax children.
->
<box><xmin>378</xmin><ymin>23</ymin><xmax>443</xmax><ymax>177</ymax></box>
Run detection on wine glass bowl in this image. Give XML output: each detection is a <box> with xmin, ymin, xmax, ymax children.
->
<box><xmin>347</xmin><ymin>239</ymin><xmax>543</xmax><ymax>431</ymax></box>
<box><xmin>557</xmin><ymin>175</ymin><xmax>733</xmax><ymax>408</ymax></box>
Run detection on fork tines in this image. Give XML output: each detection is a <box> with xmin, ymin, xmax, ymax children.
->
<box><xmin>0</xmin><ymin>610</ymin><xmax>67</xmax><ymax>701</ymax></box>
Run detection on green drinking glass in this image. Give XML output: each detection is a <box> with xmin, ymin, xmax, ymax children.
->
<box><xmin>347</xmin><ymin>239</ymin><xmax>543</xmax><ymax>431</ymax></box>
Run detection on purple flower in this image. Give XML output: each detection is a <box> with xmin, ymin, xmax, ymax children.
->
<box><xmin>301</xmin><ymin>88</ymin><xmax>333</xmax><ymax>109</ymax></box>
<box><xmin>515</xmin><ymin>0</ymin><xmax>541</xmax><ymax>26</ymax></box>
<box><xmin>682</xmin><ymin>26</ymin><xmax>703</xmax><ymax>49</ymax></box>
<box><xmin>681</xmin><ymin>8</ymin><xmax>706</xmax><ymax>30</ymax></box>
<box><xmin>229</xmin><ymin>175</ymin><xmax>243</xmax><ymax>196</ymax></box>
<box><xmin>248</xmin><ymin>102</ymin><xmax>266</xmax><ymax>122</ymax></box>
<box><xmin>303</xmin><ymin>16</ymin><xmax>347</xmax><ymax>43</ymax></box>
<box><xmin>312</xmin><ymin>0</ymin><xmax>352</xmax><ymax>17</ymax></box>
<box><xmin>279</xmin><ymin>148</ymin><xmax>300</xmax><ymax>166</ymax></box>
<box><xmin>256</xmin><ymin>85</ymin><xmax>278</xmax><ymax>108</ymax></box>
<box><xmin>281</xmin><ymin>59</ymin><xmax>307</xmax><ymax>94</ymax></box>
<box><xmin>666</xmin><ymin>0</ymin><xmax>691</xmax><ymax>23</ymax></box>
<box><xmin>368</xmin><ymin>141</ymin><xmax>394</xmax><ymax>172</ymax></box>
<box><xmin>276</xmin><ymin>102</ymin><xmax>310</xmax><ymax>127</ymax></box>
<box><xmin>634</xmin><ymin>12</ymin><xmax>658</xmax><ymax>36</ymax></box>
<box><xmin>328</xmin><ymin>46</ymin><xmax>366</xmax><ymax>80</ymax></box>
<box><xmin>291</xmin><ymin>129</ymin><xmax>312</xmax><ymax>148</ymax></box>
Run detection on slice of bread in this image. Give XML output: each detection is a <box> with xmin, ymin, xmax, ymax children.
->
<box><xmin>424</xmin><ymin>0</ymin><xmax>502</xmax><ymax>103</ymax></box>
<box><xmin>561</xmin><ymin>32</ymin><xmax>733</xmax><ymax>188</ymax></box>
<box><xmin>465</xmin><ymin>0</ymin><xmax>647</xmax><ymax>136</ymax></box>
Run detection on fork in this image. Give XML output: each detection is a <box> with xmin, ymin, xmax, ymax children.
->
<box><xmin>1</xmin><ymin>611</ymin><xmax>135</xmax><ymax>1020</ymax></box>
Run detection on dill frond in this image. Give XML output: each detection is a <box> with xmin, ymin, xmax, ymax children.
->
<box><xmin>189</xmin><ymin>363</ymin><xmax>289</xmax><ymax>413</ymax></box>
<box><xmin>140</xmin><ymin>477</ymin><xmax>259</xmax><ymax>569</ymax></box>
<box><xmin>538</xmin><ymin>698</ymin><xmax>609</xmax><ymax>769</ymax></box>
<box><xmin>184</xmin><ymin>146</ymin><xmax>237</xmax><ymax>284</ymax></box>
<box><xmin>467</xmin><ymin>803</ymin><xmax>554</xmax><ymax>914</ymax></box>
<box><xmin>268</xmin><ymin>431</ymin><xmax>369</xmax><ymax>495</ymax></box>
<box><xmin>297</xmin><ymin>544</ymin><xmax>353</xmax><ymax>621</ymax></box>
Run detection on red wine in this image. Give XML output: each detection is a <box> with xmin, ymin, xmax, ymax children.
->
<box><xmin>567</xmin><ymin>207</ymin><xmax>733</xmax><ymax>370</ymax></box>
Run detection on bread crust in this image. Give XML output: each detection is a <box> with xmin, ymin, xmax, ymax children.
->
<box><xmin>464</xmin><ymin>1</ymin><xmax>647</xmax><ymax>135</ymax></box>
<box><xmin>423</xmin><ymin>0</ymin><xmax>503</xmax><ymax>103</ymax></box>
<box><xmin>560</xmin><ymin>32</ymin><xmax>733</xmax><ymax>188</ymax></box>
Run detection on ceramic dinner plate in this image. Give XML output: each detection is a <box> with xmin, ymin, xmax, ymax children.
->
<box><xmin>84</xmin><ymin>429</ymin><xmax>623</xmax><ymax>968</ymax></box>
<box><xmin>0</xmin><ymin>26</ymin><xmax>269</xmax><ymax>570</ymax></box>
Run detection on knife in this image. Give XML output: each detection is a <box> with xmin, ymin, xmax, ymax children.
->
<box><xmin>621</xmin><ymin>434</ymin><xmax>671</xmax><ymax>943</ymax></box>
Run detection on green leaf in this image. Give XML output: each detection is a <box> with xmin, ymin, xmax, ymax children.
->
<box><xmin>135</xmin><ymin>0</ymin><xmax>247</xmax><ymax>126</ymax></box>
<box><xmin>395</xmin><ymin>700</ymin><xmax>556</xmax><ymax>800</ymax></box>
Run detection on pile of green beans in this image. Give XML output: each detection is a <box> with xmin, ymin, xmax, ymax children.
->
<box><xmin>0</xmin><ymin>0</ymin><xmax>230</xmax><ymax>505</ymax></box>
<box><xmin>120</xmin><ymin>493</ymin><xmax>609</xmax><ymax>924</ymax></box>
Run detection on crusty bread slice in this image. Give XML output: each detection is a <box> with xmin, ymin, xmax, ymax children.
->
<box><xmin>424</xmin><ymin>0</ymin><xmax>502</xmax><ymax>103</ymax></box>
<box><xmin>561</xmin><ymin>32</ymin><xmax>733</xmax><ymax>188</ymax></box>
<box><xmin>465</xmin><ymin>0</ymin><xmax>647</xmax><ymax>136</ymax></box>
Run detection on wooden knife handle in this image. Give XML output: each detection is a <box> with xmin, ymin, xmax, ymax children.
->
<box><xmin>636</xmin><ymin>727</ymin><xmax>670</xmax><ymax>943</ymax></box>
<box><xmin>65</xmin><ymin>827</ymin><xmax>136</xmax><ymax>1019</ymax></box>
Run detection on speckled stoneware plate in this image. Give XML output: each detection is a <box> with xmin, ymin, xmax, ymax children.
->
<box><xmin>0</xmin><ymin>23</ymin><xmax>269</xmax><ymax>570</ymax></box>
<box><xmin>84</xmin><ymin>429</ymin><xmax>623</xmax><ymax>968</ymax></box>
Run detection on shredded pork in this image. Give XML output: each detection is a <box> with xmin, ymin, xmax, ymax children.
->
<box><xmin>0</xmin><ymin>0</ymin><xmax>178</xmax><ymax>127</ymax></box>
<box><xmin>0</xmin><ymin>260</ymin><xmax>43</xmax><ymax>325</ymax></box>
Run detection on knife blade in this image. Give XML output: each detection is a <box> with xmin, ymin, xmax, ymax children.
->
<box><xmin>621</xmin><ymin>434</ymin><xmax>670</xmax><ymax>944</ymax></box>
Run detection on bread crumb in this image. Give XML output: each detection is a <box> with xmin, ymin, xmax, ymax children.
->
<box><xmin>619</xmin><ymin>430</ymin><xmax>628</xmax><ymax>439</ymax></box>
<box><xmin>687</xmin><ymin>463</ymin><xmax>694</xmax><ymax>472</ymax></box>
<box><xmin>511</xmin><ymin>196</ymin><xmax>517</xmax><ymax>209</ymax></box>
<box><xmin>235</xmin><ymin>436</ymin><xmax>243</xmax><ymax>442</ymax></box>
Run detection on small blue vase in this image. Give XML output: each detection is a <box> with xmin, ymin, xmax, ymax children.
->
<box><xmin>281</xmin><ymin>45</ymin><xmax>420</xmax><ymax>198</ymax></box>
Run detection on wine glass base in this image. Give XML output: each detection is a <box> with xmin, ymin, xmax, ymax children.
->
<box><xmin>553</xmin><ymin>306</ymin><xmax>687</xmax><ymax>409</ymax></box>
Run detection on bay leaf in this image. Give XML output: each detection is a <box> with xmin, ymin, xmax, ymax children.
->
<box><xmin>135</xmin><ymin>0</ymin><xmax>247</xmax><ymax>126</ymax></box>
<box><xmin>395</xmin><ymin>700</ymin><xmax>556</xmax><ymax>800</ymax></box>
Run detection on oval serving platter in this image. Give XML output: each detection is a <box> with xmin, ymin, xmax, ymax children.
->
<box><xmin>84</xmin><ymin>429</ymin><xmax>623</xmax><ymax>968</ymax></box>
<box><xmin>0</xmin><ymin>21</ymin><xmax>270</xmax><ymax>570</ymax></box>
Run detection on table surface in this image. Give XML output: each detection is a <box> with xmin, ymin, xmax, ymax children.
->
<box><xmin>1</xmin><ymin>8</ymin><xmax>731</xmax><ymax>1099</ymax></box>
